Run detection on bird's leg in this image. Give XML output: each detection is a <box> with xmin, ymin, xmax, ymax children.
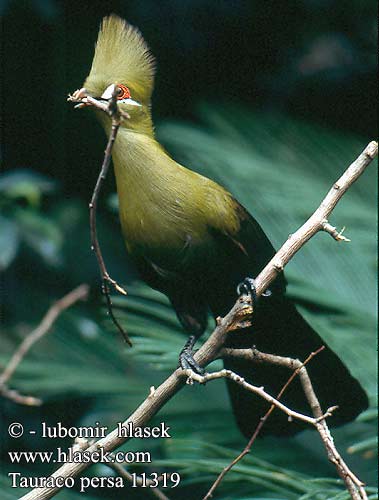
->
<box><xmin>179</xmin><ymin>335</ymin><xmax>205</xmax><ymax>374</ymax></box>
<box><xmin>237</xmin><ymin>277</ymin><xmax>271</xmax><ymax>308</ymax></box>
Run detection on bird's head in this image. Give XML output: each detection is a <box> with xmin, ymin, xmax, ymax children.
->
<box><xmin>72</xmin><ymin>15</ymin><xmax>155</xmax><ymax>134</ymax></box>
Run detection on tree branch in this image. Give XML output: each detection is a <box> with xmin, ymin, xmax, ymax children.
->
<box><xmin>217</xmin><ymin>347</ymin><xmax>367</xmax><ymax>499</ymax></box>
<box><xmin>184</xmin><ymin>366</ymin><xmax>336</xmax><ymax>426</ymax></box>
<box><xmin>250</xmin><ymin>140</ymin><xmax>377</xmax><ymax>299</ymax></box>
<box><xmin>20</xmin><ymin>141</ymin><xmax>377</xmax><ymax>500</ymax></box>
<box><xmin>0</xmin><ymin>284</ymin><xmax>89</xmax><ymax>405</ymax></box>
<box><xmin>202</xmin><ymin>347</ymin><xmax>325</xmax><ymax>500</ymax></box>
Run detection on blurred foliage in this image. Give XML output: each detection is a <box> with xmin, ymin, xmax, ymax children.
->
<box><xmin>1</xmin><ymin>0</ymin><xmax>377</xmax><ymax>499</ymax></box>
<box><xmin>0</xmin><ymin>170</ymin><xmax>61</xmax><ymax>270</ymax></box>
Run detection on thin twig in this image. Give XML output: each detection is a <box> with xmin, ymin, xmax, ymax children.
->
<box><xmin>0</xmin><ymin>385</ymin><xmax>42</xmax><ymax>406</ymax></box>
<box><xmin>0</xmin><ymin>284</ymin><xmax>89</xmax><ymax>404</ymax></box>
<box><xmin>19</xmin><ymin>142</ymin><xmax>377</xmax><ymax>500</ymax></box>
<box><xmin>68</xmin><ymin>91</ymin><xmax>130</xmax><ymax>121</ymax></box>
<box><xmin>69</xmin><ymin>87</ymin><xmax>132</xmax><ymax>346</ymax></box>
<box><xmin>184</xmin><ymin>367</ymin><xmax>336</xmax><ymax>426</ymax></box>
<box><xmin>202</xmin><ymin>346</ymin><xmax>325</xmax><ymax>500</ymax></box>
<box><xmin>321</xmin><ymin>220</ymin><xmax>350</xmax><ymax>241</ymax></box>
<box><xmin>89</xmin><ymin>117</ymin><xmax>126</xmax><ymax>294</ymax></box>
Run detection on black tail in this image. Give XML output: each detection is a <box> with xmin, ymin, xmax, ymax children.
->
<box><xmin>223</xmin><ymin>296</ymin><xmax>368</xmax><ymax>437</ymax></box>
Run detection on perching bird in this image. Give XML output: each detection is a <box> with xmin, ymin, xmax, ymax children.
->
<box><xmin>72</xmin><ymin>15</ymin><xmax>368</xmax><ymax>437</ymax></box>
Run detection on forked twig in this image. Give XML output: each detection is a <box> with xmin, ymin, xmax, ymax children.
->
<box><xmin>202</xmin><ymin>346</ymin><xmax>325</xmax><ymax>500</ymax></box>
<box><xmin>69</xmin><ymin>87</ymin><xmax>132</xmax><ymax>346</ymax></box>
<box><xmin>212</xmin><ymin>347</ymin><xmax>368</xmax><ymax>500</ymax></box>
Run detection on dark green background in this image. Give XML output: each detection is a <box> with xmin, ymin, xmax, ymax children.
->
<box><xmin>2</xmin><ymin>0</ymin><xmax>377</xmax><ymax>192</ymax></box>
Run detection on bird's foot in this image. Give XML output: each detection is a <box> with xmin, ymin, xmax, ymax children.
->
<box><xmin>179</xmin><ymin>335</ymin><xmax>205</xmax><ymax>375</ymax></box>
<box><xmin>237</xmin><ymin>277</ymin><xmax>272</xmax><ymax>308</ymax></box>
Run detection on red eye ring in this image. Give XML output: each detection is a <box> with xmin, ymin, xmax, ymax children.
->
<box><xmin>116</xmin><ymin>84</ymin><xmax>131</xmax><ymax>100</ymax></box>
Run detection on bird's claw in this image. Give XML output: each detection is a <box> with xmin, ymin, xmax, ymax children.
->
<box><xmin>179</xmin><ymin>335</ymin><xmax>205</xmax><ymax>375</ymax></box>
<box><xmin>237</xmin><ymin>277</ymin><xmax>272</xmax><ymax>307</ymax></box>
<box><xmin>179</xmin><ymin>349</ymin><xmax>205</xmax><ymax>374</ymax></box>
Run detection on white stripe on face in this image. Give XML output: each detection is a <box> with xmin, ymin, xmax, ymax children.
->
<box><xmin>101</xmin><ymin>84</ymin><xmax>141</xmax><ymax>107</ymax></box>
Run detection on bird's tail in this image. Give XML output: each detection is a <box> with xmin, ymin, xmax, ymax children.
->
<box><xmin>223</xmin><ymin>297</ymin><xmax>368</xmax><ymax>437</ymax></box>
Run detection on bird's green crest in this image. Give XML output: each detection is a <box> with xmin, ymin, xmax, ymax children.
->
<box><xmin>84</xmin><ymin>15</ymin><xmax>155</xmax><ymax>104</ymax></box>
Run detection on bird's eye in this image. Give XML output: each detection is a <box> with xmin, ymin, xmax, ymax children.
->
<box><xmin>116</xmin><ymin>84</ymin><xmax>131</xmax><ymax>100</ymax></box>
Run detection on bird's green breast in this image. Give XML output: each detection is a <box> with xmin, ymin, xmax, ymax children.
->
<box><xmin>111</xmin><ymin>129</ymin><xmax>240</xmax><ymax>269</ymax></box>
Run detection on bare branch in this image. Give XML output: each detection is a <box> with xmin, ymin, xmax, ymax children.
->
<box><xmin>0</xmin><ymin>284</ymin><xmax>89</xmax><ymax>404</ymax></box>
<box><xmin>0</xmin><ymin>385</ymin><xmax>42</xmax><ymax>406</ymax></box>
<box><xmin>19</xmin><ymin>142</ymin><xmax>377</xmax><ymax>500</ymax></box>
<box><xmin>183</xmin><ymin>367</ymin><xmax>334</xmax><ymax>426</ymax></box>
<box><xmin>253</xmin><ymin>140</ymin><xmax>378</xmax><ymax>298</ymax></box>
<box><xmin>217</xmin><ymin>347</ymin><xmax>368</xmax><ymax>500</ymax></box>
<box><xmin>69</xmin><ymin>87</ymin><xmax>132</xmax><ymax>345</ymax></box>
<box><xmin>202</xmin><ymin>347</ymin><xmax>325</xmax><ymax>500</ymax></box>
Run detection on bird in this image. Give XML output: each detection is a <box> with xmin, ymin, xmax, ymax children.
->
<box><xmin>71</xmin><ymin>15</ymin><xmax>368</xmax><ymax>437</ymax></box>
